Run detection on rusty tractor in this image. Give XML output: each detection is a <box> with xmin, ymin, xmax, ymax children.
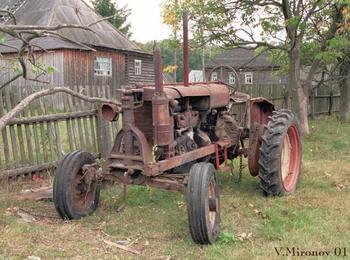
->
<box><xmin>53</xmin><ymin>13</ymin><xmax>302</xmax><ymax>244</ymax></box>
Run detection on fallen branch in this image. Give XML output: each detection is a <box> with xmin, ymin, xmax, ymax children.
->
<box><xmin>16</xmin><ymin>186</ymin><xmax>53</xmax><ymax>201</ymax></box>
<box><xmin>0</xmin><ymin>87</ymin><xmax>120</xmax><ymax>131</ymax></box>
<box><xmin>5</xmin><ymin>207</ymin><xmax>37</xmax><ymax>223</ymax></box>
<box><xmin>103</xmin><ymin>239</ymin><xmax>142</xmax><ymax>255</ymax></box>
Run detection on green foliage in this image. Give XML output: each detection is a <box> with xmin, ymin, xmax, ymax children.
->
<box><xmin>219</xmin><ymin>232</ymin><xmax>237</xmax><ymax>244</ymax></box>
<box><xmin>46</xmin><ymin>66</ymin><xmax>57</xmax><ymax>74</ymax></box>
<box><xmin>92</xmin><ymin>0</ymin><xmax>131</xmax><ymax>36</ymax></box>
<box><xmin>166</xmin><ymin>0</ymin><xmax>350</xmax><ymax>86</ymax></box>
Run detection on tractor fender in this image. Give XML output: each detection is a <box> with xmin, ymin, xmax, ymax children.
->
<box><xmin>250</xmin><ymin>97</ymin><xmax>275</xmax><ymax>126</ymax></box>
<box><xmin>248</xmin><ymin>98</ymin><xmax>275</xmax><ymax>176</ymax></box>
<box><xmin>110</xmin><ymin>127</ymin><xmax>153</xmax><ymax>163</ymax></box>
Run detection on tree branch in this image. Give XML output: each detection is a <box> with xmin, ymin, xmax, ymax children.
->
<box><xmin>0</xmin><ymin>87</ymin><xmax>120</xmax><ymax>132</ymax></box>
<box><xmin>0</xmin><ymin>73</ymin><xmax>23</xmax><ymax>90</ymax></box>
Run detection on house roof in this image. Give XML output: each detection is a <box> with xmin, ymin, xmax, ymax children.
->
<box><xmin>0</xmin><ymin>0</ymin><xmax>148</xmax><ymax>54</ymax></box>
<box><xmin>206</xmin><ymin>48</ymin><xmax>278</xmax><ymax>70</ymax></box>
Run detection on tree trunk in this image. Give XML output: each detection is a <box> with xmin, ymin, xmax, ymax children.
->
<box><xmin>296</xmin><ymin>87</ymin><xmax>310</xmax><ymax>134</ymax></box>
<box><xmin>202</xmin><ymin>48</ymin><xmax>206</xmax><ymax>81</ymax></box>
<box><xmin>174</xmin><ymin>49</ymin><xmax>177</xmax><ymax>82</ymax></box>
<box><xmin>339</xmin><ymin>59</ymin><xmax>350</xmax><ymax>122</ymax></box>
<box><xmin>288</xmin><ymin>41</ymin><xmax>310</xmax><ymax>134</ymax></box>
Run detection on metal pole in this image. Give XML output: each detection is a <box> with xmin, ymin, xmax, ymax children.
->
<box><xmin>183</xmin><ymin>11</ymin><xmax>189</xmax><ymax>87</ymax></box>
<box><xmin>154</xmin><ymin>44</ymin><xmax>164</xmax><ymax>94</ymax></box>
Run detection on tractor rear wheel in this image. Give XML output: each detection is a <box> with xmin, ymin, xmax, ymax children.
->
<box><xmin>259</xmin><ymin>110</ymin><xmax>302</xmax><ymax>196</ymax></box>
<box><xmin>53</xmin><ymin>151</ymin><xmax>100</xmax><ymax>219</ymax></box>
<box><xmin>187</xmin><ymin>162</ymin><xmax>220</xmax><ymax>244</ymax></box>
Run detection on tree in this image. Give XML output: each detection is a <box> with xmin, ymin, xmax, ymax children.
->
<box><xmin>92</xmin><ymin>0</ymin><xmax>131</xmax><ymax>36</ymax></box>
<box><xmin>161</xmin><ymin>0</ymin><xmax>181</xmax><ymax>81</ymax></box>
<box><xmin>339</xmin><ymin>54</ymin><xmax>350</xmax><ymax>122</ymax></box>
<box><xmin>337</xmin><ymin>5</ymin><xmax>350</xmax><ymax>122</ymax></box>
<box><xmin>166</xmin><ymin>0</ymin><xmax>350</xmax><ymax>134</ymax></box>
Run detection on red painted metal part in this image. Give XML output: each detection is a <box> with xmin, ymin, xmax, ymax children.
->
<box><xmin>152</xmin><ymin>46</ymin><xmax>173</xmax><ymax>147</ymax></box>
<box><xmin>247</xmin><ymin>98</ymin><xmax>275</xmax><ymax>176</ymax></box>
<box><xmin>214</xmin><ymin>142</ymin><xmax>229</xmax><ymax>171</ymax></box>
<box><xmin>282</xmin><ymin>124</ymin><xmax>302</xmax><ymax>192</ymax></box>
<box><xmin>247</xmin><ymin>123</ymin><xmax>265</xmax><ymax>176</ymax></box>
<box><xmin>143</xmin><ymin>83</ymin><xmax>230</xmax><ymax>109</ymax></box>
<box><xmin>101</xmin><ymin>103</ymin><xmax>120</xmax><ymax>122</ymax></box>
<box><xmin>250</xmin><ymin>97</ymin><xmax>274</xmax><ymax>126</ymax></box>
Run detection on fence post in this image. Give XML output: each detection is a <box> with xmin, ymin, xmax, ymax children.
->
<box><xmin>283</xmin><ymin>90</ymin><xmax>289</xmax><ymax>109</ymax></box>
<box><xmin>96</xmin><ymin>105</ymin><xmax>110</xmax><ymax>158</ymax></box>
<box><xmin>328</xmin><ymin>91</ymin><xmax>333</xmax><ymax>116</ymax></box>
<box><xmin>310</xmin><ymin>90</ymin><xmax>315</xmax><ymax>119</ymax></box>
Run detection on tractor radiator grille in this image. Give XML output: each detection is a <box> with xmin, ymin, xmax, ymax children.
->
<box><xmin>135</xmin><ymin>101</ymin><xmax>154</xmax><ymax>145</ymax></box>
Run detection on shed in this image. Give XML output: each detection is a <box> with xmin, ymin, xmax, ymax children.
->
<box><xmin>205</xmin><ymin>48</ymin><xmax>287</xmax><ymax>86</ymax></box>
<box><xmin>0</xmin><ymin>0</ymin><xmax>155</xmax><ymax>95</ymax></box>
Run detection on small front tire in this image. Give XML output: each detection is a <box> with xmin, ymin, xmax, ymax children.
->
<box><xmin>187</xmin><ymin>162</ymin><xmax>220</xmax><ymax>244</ymax></box>
<box><xmin>53</xmin><ymin>151</ymin><xmax>100</xmax><ymax>219</ymax></box>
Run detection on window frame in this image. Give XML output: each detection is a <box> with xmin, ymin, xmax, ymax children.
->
<box><xmin>134</xmin><ymin>59</ymin><xmax>142</xmax><ymax>75</ymax></box>
<box><xmin>94</xmin><ymin>57</ymin><xmax>112</xmax><ymax>77</ymax></box>
<box><xmin>245</xmin><ymin>72</ymin><xmax>253</xmax><ymax>84</ymax></box>
<box><xmin>211</xmin><ymin>72</ymin><xmax>218</xmax><ymax>81</ymax></box>
<box><xmin>228</xmin><ymin>72</ymin><xmax>236</xmax><ymax>85</ymax></box>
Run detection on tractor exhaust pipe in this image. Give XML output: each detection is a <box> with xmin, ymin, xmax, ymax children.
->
<box><xmin>101</xmin><ymin>103</ymin><xmax>119</xmax><ymax>122</ymax></box>
<box><xmin>154</xmin><ymin>44</ymin><xmax>164</xmax><ymax>95</ymax></box>
<box><xmin>183</xmin><ymin>11</ymin><xmax>189</xmax><ymax>87</ymax></box>
<box><xmin>152</xmin><ymin>43</ymin><xmax>173</xmax><ymax>147</ymax></box>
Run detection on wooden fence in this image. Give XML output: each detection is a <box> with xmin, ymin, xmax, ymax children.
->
<box><xmin>240</xmin><ymin>84</ymin><xmax>341</xmax><ymax>115</ymax></box>
<box><xmin>0</xmin><ymin>83</ymin><xmax>340</xmax><ymax>179</ymax></box>
<box><xmin>0</xmin><ymin>84</ymin><xmax>118</xmax><ymax>179</ymax></box>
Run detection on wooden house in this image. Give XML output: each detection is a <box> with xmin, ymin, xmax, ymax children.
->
<box><xmin>0</xmin><ymin>0</ymin><xmax>155</xmax><ymax>96</ymax></box>
<box><xmin>205</xmin><ymin>48</ymin><xmax>287</xmax><ymax>87</ymax></box>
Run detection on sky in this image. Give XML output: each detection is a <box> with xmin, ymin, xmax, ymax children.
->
<box><xmin>88</xmin><ymin>0</ymin><xmax>172</xmax><ymax>43</ymax></box>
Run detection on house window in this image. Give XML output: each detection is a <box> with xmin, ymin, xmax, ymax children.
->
<box><xmin>229</xmin><ymin>72</ymin><xmax>236</xmax><ymax>85</ymax></box>
<box><xmin>94</xmin><ymin>57</ymin><xmax>112</xmax><ymax>76</ymax></box>
<box><xmin>245</xmin><ymin>72</ymin><xmax>253</xmax><ymax>84</ymax></box>
<box><xmin>135</xmin><ymin>59</ymin><xmax>142</xmax><ymax>75</ymax></box>
<box><xmin>211</xmin><ymin>72</ymin><xmax>218</xmax><ymax>81</ymax></box>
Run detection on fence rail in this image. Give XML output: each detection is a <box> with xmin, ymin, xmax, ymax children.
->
<box><xmin>0</xmin><ymin>84</ymin><xmax>117</xmax><ymax>179</ymax></box>
<box><xmin>0</xmin><ymin>83</ymin><xmax>340</xmax><ymax>179</ymax></box>
<box><xmin>239</xmin><ymin>84</ymin><xmax>340</xmax><ymax>115</ymax></box>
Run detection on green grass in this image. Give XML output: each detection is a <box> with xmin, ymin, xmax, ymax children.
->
<box><xmin>0</xmin><ymin>116</ymin><xmax>349</xmax><ymax>259</ymax></box>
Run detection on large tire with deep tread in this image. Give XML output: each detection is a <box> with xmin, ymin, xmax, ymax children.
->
<box><xmin>53</xmin><ymin>151</ymin><xmax>100</xmax><ymax>219</ymax></box>
<box><xmin>259</xmin><ymin>109</ymin><xmax>302</xmax><ymax>196</ymax></box>
<box><xmin>187</xmin><ymin>162</ymin><xmax>220</xmax><ymax>244</ymax></box>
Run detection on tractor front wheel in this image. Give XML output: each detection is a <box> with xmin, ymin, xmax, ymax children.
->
<box><xmin>53</xmin><ymin>151</ymin><xmax>100</xmax><ymax>219</ymax></box>
<box><xmin>187</xmin><ymin>162</ymin><xmax>220</xmax><ymax>244</ymax></box>
<box><xmin>259</xmin><ymin>110</ymin><xmax>302</xmax><ymax>196</ymax></box>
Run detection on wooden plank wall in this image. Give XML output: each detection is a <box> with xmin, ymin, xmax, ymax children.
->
<box><xmin>0</xmin><ymin>84</ymin><xmax>118</xmax><ymax>179</ymax></box>
<box><xmin>125</xmin><ymin>53</ymin><xmax>155</xmax><ymax>85</ymax></box>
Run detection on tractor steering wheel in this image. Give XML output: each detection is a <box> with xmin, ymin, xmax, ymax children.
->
<box><xmin>208</xmin><ymin>65</ymin><xmax>240</xmax><ymax>93</ymax></box>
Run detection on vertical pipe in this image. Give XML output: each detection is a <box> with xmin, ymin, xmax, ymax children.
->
<box><xmin>154</xmin><ymin>44</ymin><xmax>164</xmax><ymax>94</ymax></box>
<box><xmin>183</xmin><ymin>11</ymin><xmax>189</xmax><ymax>87</ymax></box>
